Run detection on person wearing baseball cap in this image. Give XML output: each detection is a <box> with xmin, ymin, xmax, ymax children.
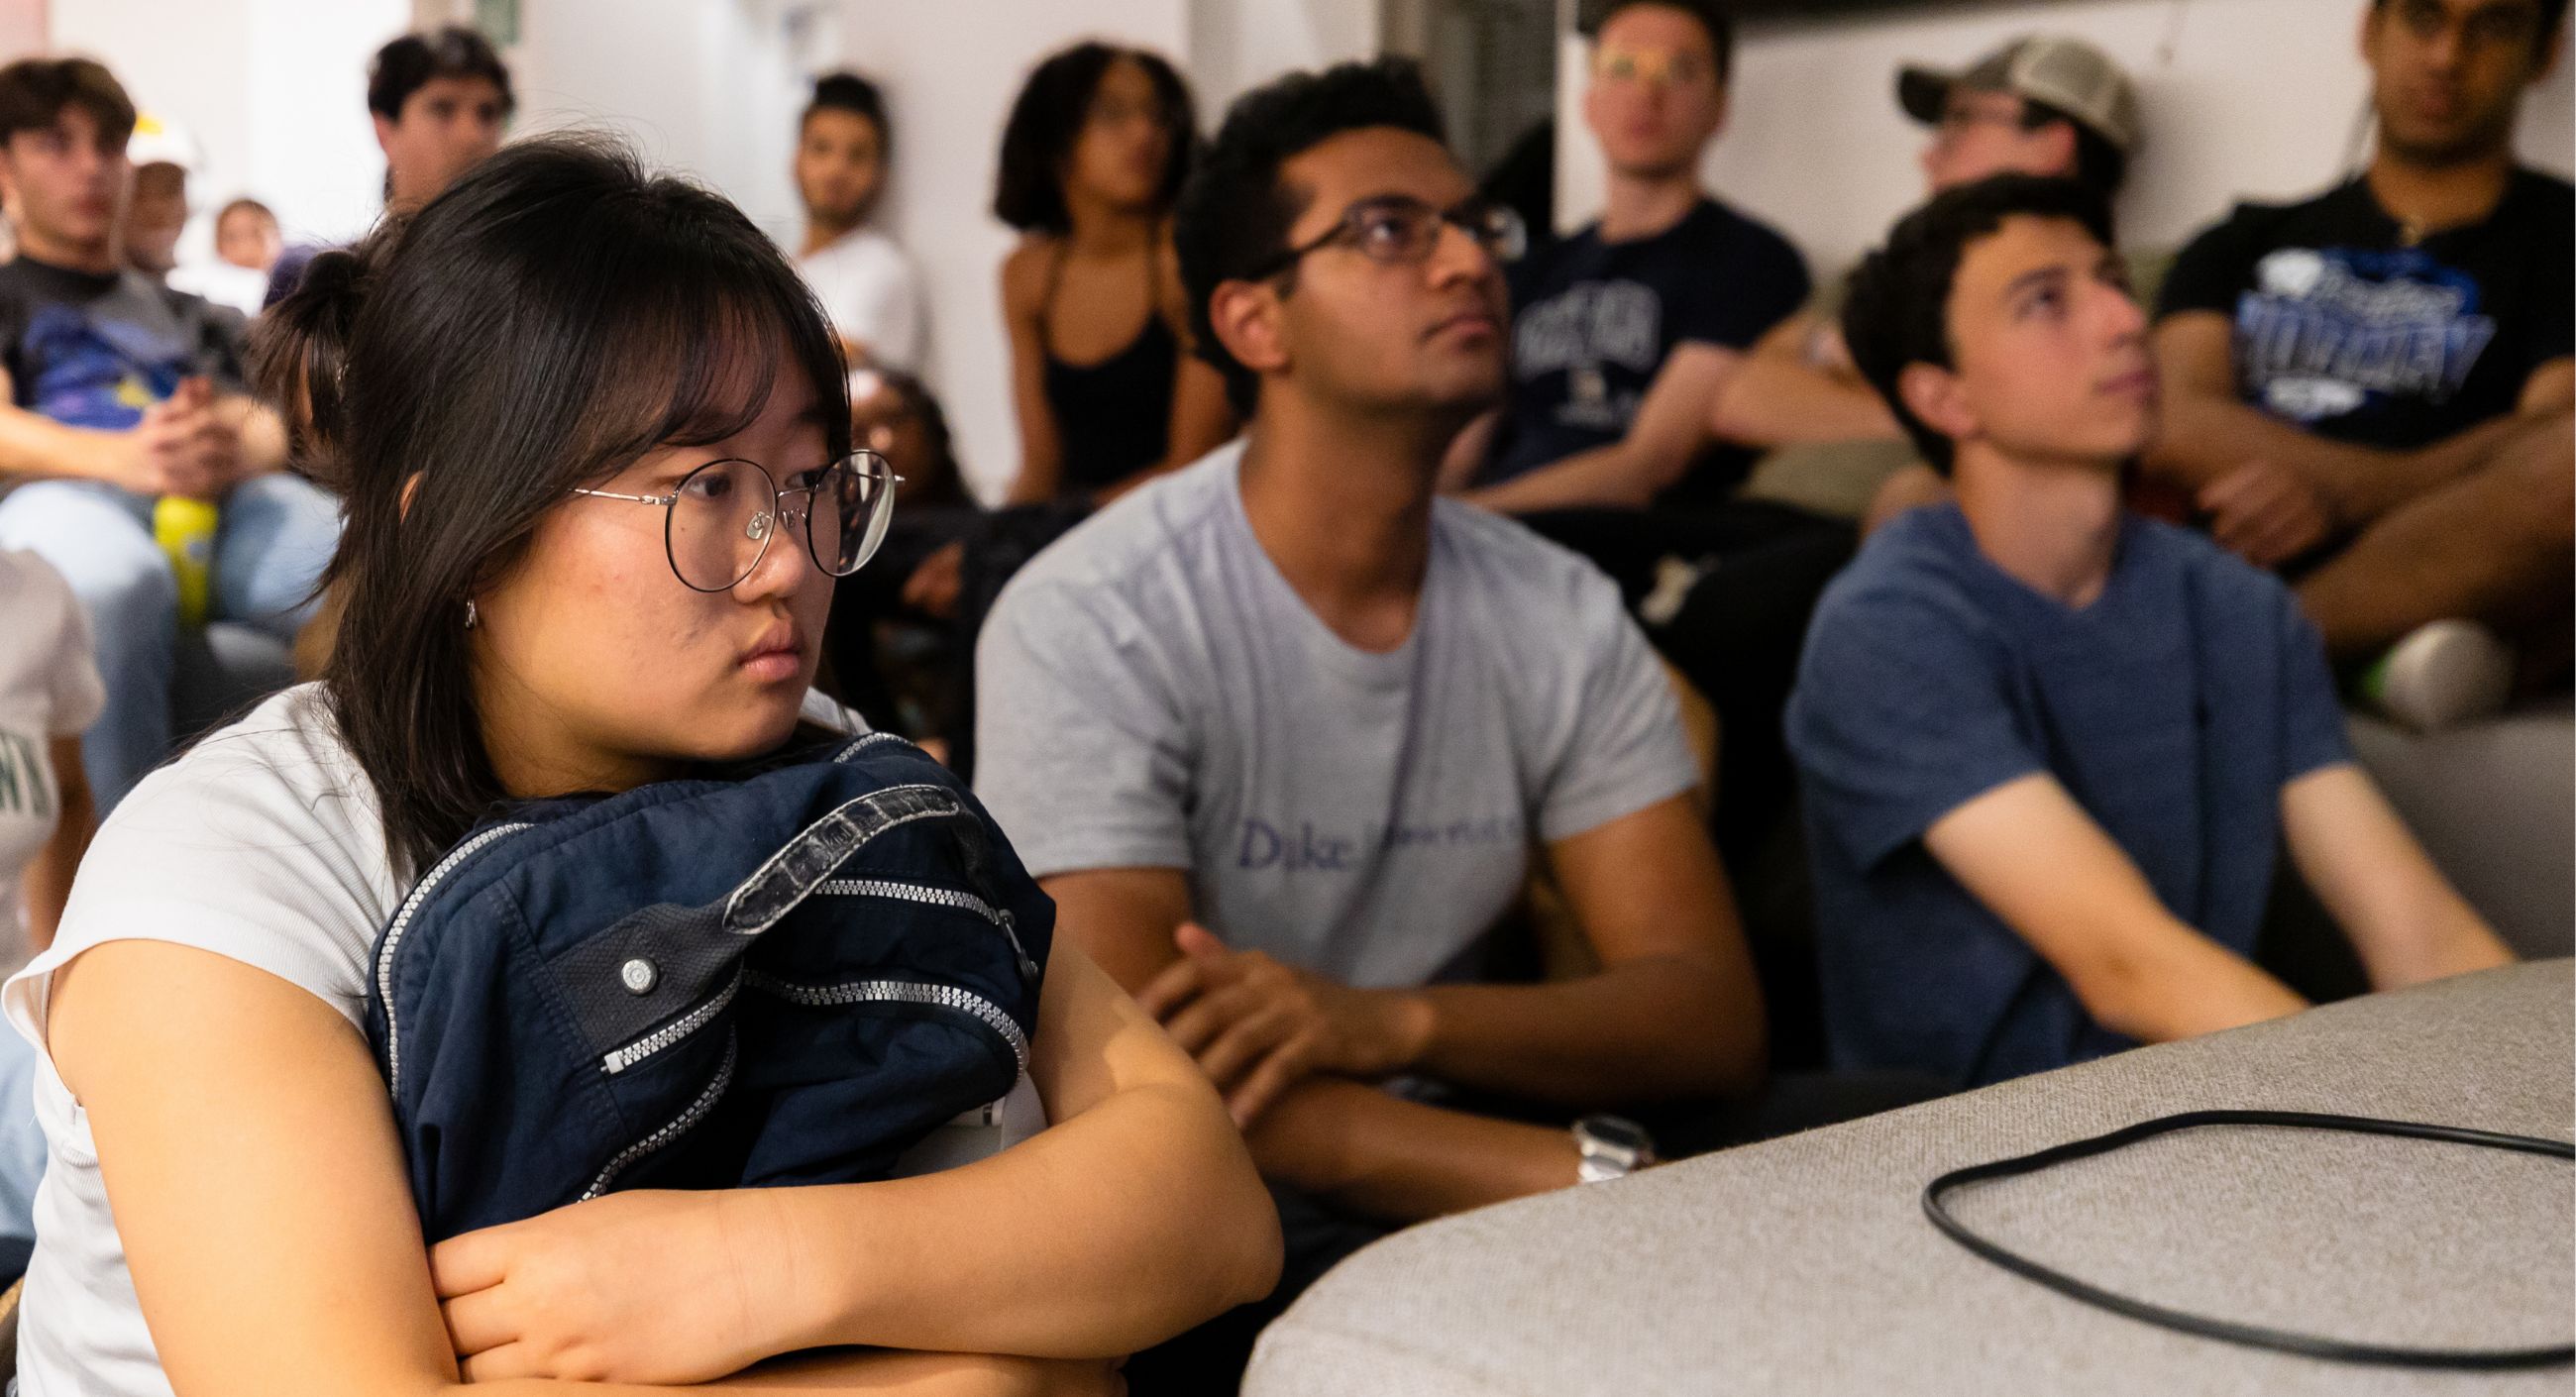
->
<box><xmin>1711</xmin><ymin>34</ymin><xmax>2155</xmax><ymax>532</ymax></box>
<box><xmin>1898</xmin><ymin>35</ymin><xmax>2137</xmax><ymax>205</ymax></box>
<box><xmin>116</xmin><ymin>113</ymin><xmax>196</xmax><ymax>284</ymax></box>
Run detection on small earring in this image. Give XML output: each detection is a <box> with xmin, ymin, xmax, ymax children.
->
<box><xmin>463</xmin><ymin>598</ymin><xmax>480</xmax><ymax>629</ymax></box>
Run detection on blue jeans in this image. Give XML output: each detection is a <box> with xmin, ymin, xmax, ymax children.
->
<box><xmin>0</xmin><ymin>474</ymin><xmax>339</xmax><ymax>810</ymax></box>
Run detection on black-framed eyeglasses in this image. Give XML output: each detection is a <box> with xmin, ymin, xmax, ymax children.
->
<box><xmin>570</xmin><ymin>450</ymin><xmax>901</xmax><ymax>592</ymax></box>
<box><xmin>1247</xmin><ymin>195</ymin><xmax>1529</xmax><ymax>280</ymax></box>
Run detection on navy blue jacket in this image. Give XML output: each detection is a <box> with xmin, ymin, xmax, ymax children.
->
<box><xmin>367</xmin><ymin>733</ymin><xmax>1052</xmax><ymax>1241</ymax></box>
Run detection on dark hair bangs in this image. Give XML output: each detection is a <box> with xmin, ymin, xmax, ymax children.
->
<box><xmin>569</xmin><ymin>235</ymin><xmax>853</xmax><ymax>485</ymax></box>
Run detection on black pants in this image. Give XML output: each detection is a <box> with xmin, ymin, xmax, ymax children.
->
<box><xmin>1121</xmin><ymin>1069</ymin><xmax>1947</xmax><ymax>1395</ymax></box>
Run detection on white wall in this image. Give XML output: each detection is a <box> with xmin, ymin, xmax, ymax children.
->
<box><xmin>503</xmin><ymin>0</ymin><xmax>806</xmax><ymax>243</ymax></box>
<box><xmin>1556</xmin><ymin>0</ymin><xmax>2576</xmax><ymax>274</ymax></box>
<box><xmin>49</xmin><ymin>0</ymin><xmax>406</xmax><ymax>253</ymax></box>
<box><xmin>1190</xmin><ymin>0</ymin><xmax>1380</xmax><ymax>116</ymax></box>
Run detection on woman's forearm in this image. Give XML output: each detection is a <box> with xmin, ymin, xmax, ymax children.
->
<box><xmin>772</xmin><ymin>1079</ymin><xmax>1280</xmax><ymax>1360</ymax></box>
<box><xmin>466</xmin><ymin>1348</ymin><xmax>1115</xmax><ymax>1395</ymax></box>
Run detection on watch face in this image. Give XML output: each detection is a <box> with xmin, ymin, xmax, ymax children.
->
<box><xmin>1579</xmin><ymin>1115</ymin><xmax>1653</xmax><ymax>1157</ymax></box>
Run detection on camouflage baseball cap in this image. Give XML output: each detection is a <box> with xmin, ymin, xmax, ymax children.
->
<box><xmin>1898</xmin><ymin>35</ymin><xmax>2139</xmax><ymax>154</ymax></box>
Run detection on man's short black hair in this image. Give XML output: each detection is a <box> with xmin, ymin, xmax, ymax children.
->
<box><xmin>0</xmin><ymin>57</ymin><xmax>136</xmax><ymax>148</ymax></box>
<box><xmin>992</xmin><ymin>43</ymin><xmax>1195</xmax><ymax>235</ymax></box>
<box><xmin>369</xmin><ymin>25</ymin><xmax>515</xmax><ymax>124</ymax></box>
<box><xmin>2371</xmin><ymin>0</ymin><xmax>2570</xmax><ymax>45</ymax></box>
<box><xmin>1841</xmin><ymin>174</ymin><xmax>2116</xmax><ymax>478</ymax></box>
<box><xmin>805</xmin><ymin>71</ymin><xmax>889</xmax><ymax>149</ymax></box>
<box><xmin>1174</xmin><ymin>57</ymin><xmax>1448</xmax><ymax>417</ymax></box>
<box><xmin>1578</xmin><ymin>0</ymin><xmax>1738</xmax><ymax>84</ymax></box>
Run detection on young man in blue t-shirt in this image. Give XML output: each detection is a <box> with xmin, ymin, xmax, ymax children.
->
<box><xmin>1788</xmin><ymin>175</ymin><xmax>2513</xmax><ymax>1089</ymax></box>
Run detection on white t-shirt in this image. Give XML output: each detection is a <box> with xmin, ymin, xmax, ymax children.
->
<box><xmin>0</xmin><ymin>550</ymin><xmax>105</xmax><ymax>970</ymax></box>
<box><xmin>0</xmin><ymin>684</ymin><xmax>1056</xmax><ymax>1396</ymax></box>
<box><xmin>796</xmin><ymin>227</ymin><xmax>925</xmax><ymax>375</ymax></box>
<box><xmin>4</xmin><ymin>686</ymin><xmax>392</xmax><ymax>1394</ymax></box>
<box><xmin>165</xmin><ymin>260</ymin><xmax>269</xmax><ymax>320</ymax></box>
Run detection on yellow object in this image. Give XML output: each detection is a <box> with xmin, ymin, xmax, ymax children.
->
<box><xmin>154</xmin><ymin>496</ymin><xmax>220</xmax><ymax>628</ymax></box>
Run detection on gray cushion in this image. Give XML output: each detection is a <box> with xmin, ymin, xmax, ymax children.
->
<box><xmin>2349</xmin><ymin>700</ymin><xmax>2574</xmax><ymax>961</ymax></box>
<box><xmin>1246</xmin><ymin>962</ymin><xmax>2573</xmax><ymax>1396</ymax></box>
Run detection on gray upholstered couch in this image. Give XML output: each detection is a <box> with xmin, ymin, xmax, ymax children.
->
<box><xmin>1245</xmin><ymin>961</ymin><xmax>2573</xmax><ymax>1396</ymax></box>
<box><xmin>2349</xmin><ymin>698</ymin><xmax>2574</xmax><ymax>961</ymax></box>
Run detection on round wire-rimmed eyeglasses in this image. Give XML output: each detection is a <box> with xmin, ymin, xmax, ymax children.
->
<box><xmin>569</xmin><ymin>450</ymin><xmax>902</xmax><ymax>593</ymax></box>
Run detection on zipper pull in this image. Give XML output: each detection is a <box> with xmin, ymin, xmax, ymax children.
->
<box><xmin>1000</xmin><ymin>910</ymin><xmax>1039</xmax><ymax>984</ymax></box>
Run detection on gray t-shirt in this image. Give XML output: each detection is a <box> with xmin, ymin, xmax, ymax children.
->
<box><xmin>975</xmin><ymin>443</ymin><xmax>1697</xmax><ymax>990</ymax></box>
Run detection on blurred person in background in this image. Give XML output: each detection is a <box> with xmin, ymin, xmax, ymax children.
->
<box><xmin>795</xmin><ymin>70</ymin><xmax>925</xmax><ymax>375</ymax></box>
<box><xmin>1712</xmin><ymin>35</ymin><xmax>2146</xmax><ymax>532</ymax></box>
<box><xmin>214</xmin><ymin>197</ymin><xmax>280</xmax><ymax>274</ymax></box>
<box><xmin>2149</xmin><ymin>0</ymin><xmax>2571</xmax><ymax>727</ymax></box>
<box><xmin>266</xmin><ymin>24</ymin><xmax>512</xmax><ymax>307</ymax></box>
<box><xmin>0</xmin><ymin>57</ymin><xmax>327</xmax><ymax>811</ymax></box>
<box><xmin>995</xmin><ymin>41</ymin><xmax>1234</xmax><ymax>506</ymax></box>
<box><xmin>173</xmin><ymin>194</ymin><xmax>279</xmax><ymax>318</ymax></box>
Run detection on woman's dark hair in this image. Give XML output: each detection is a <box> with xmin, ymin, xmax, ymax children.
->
<box><xmin>1841</xmin><ymin>174</ymin><xmax>2114</xmax><ymax>478</ymax></box>
<box><xmin>992</xmin><ymin>42</ymin><xmax>1196</xmax><ymax>234</ymax></box>
<box><xmin>805</xmin><ymin>70</ymin><xmax>889</xmax><ymax>149</ymax></box>
<box><xmin>1174</xmin><ymin>57</ymin><xmax>1447</xmax><ymax>417</ymax></box>
<box><xmin>369</xmin><ymin>25</ymin><xmax>515</xmax><ymax>122</ymax></box>
<box><xmin>252</xmin><ymin>136</ymin><xmax>850</xmax><ymax>876</ymax></box>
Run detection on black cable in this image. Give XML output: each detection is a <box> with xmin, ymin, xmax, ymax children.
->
<box><xmin>1921</xmin><ymin>1109</ymin><xmax>2575</xmax><ymax>1370</ymax></box>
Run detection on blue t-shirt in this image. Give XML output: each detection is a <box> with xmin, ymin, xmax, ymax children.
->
<box><xmin>1785</xmin><ymin>504</ymin><xmax>2352</xmax><ymax>1087</ymax></box>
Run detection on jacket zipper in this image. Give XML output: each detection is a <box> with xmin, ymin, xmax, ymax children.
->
<box><xmin>832</xmin><ymin>732</ymin><xmax>908</xmax><ymax>762</ymax></box>
<box><xmin>377</xmin><ymin>820</ymin><xmax>535</xmax><ymax>1098</ymax></box>
<box><xmin>820</xmin><ymin>878</ymin><xmax>1039</xmax><ymax>982</ymax></box>
<box><xmin>600</xmin><ymin>967</ymin><xmax>742</xmax><ymax>1075</ymax></box>
<box><xmin>744</xmin><ymin>970</ymin><xmax>1029</xmax><ymax>1075</ymax></box>
<box><xmin>582</xmin><ymin>1029</ymin><xmax>737</xmax><ymax>1200</ymax></box>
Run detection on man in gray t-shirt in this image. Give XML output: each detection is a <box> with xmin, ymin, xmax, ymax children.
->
<box><xmin>981</xmin><ymin>438</ymin><xmax>1693</xmax><ymax>992</ymax></box>
<box><xmin>975</xmin><ymin>59</ymin><xmax>1766</xmax><ymax>1387</ymax></box>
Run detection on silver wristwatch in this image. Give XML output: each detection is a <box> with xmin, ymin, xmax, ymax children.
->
<box><xmin>1572</xmin><ymin>1115</ymin><xmax>1657</xmax><ymax>1184</ymax></box>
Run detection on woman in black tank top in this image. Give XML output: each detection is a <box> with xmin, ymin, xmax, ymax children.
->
<box><xmin>994</xmin><ymin>42</ymin><xmax>1234</xmax><ymax>504</ymax></box>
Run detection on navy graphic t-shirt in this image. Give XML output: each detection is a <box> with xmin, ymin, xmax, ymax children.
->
<box><xmin>2158</xmin><ymin>169</ymin><xmax>2573</xmax><ymax>450</ymax></box>
<box><xmin>1483</xmin><ymin>197</ymin><xmax>1809</xmax><ymax>503</ymax></box>
<box><xmin>0</xmin><ymin>257</ymin><xmax>247</xmax><ymax>432</ymax></box>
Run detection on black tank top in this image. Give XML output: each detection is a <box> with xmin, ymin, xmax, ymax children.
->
<box><xmin>1038</xmin><ymin>242</ymin><xmax>1177</xmax><ymax>495</ymax></box>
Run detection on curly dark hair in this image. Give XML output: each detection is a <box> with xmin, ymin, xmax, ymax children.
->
<box><xmin>1841</xmin><ymin>174</ymin><xmax>2116</xmax><ymax>478</ymax></box>
<box><xmin>992</xmin><ymin>43</ymin><xmax>1196</xmax><ymax>234</ymax></box>
<box><xmin>1173</xmin><ymin>58</ymin><xmax>1448</xmax><ymax>417</ymax></box>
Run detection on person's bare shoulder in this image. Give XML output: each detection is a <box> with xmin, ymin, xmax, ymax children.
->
<box><xmin>1152</xmin><ymin>228</ymin><xmax>1193</xmax><ymax>327</ymax></box>
<box><xmin>1000</xmin><ymin>234</ymin><xmax>1059</xmax><ymax>316</ymax></box>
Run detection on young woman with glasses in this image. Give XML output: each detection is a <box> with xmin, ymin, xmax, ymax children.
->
<box><xmin>4</xmin><ymin>137</ymin><xmax>1277</xmax><ymax>1397</ymax></box>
